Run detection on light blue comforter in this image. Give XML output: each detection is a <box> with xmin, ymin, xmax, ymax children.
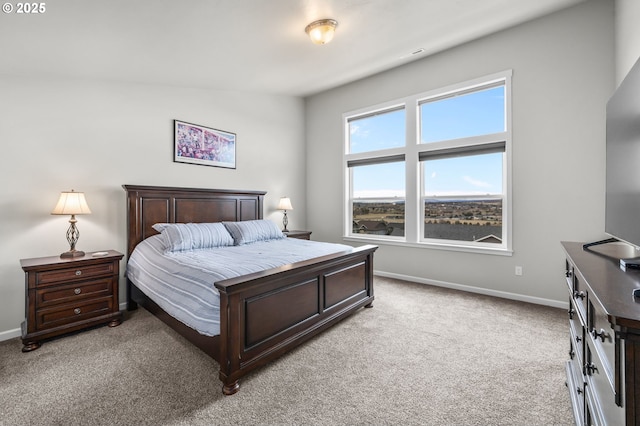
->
<box><xmin>126</xmin><ymin>235</ymin><xmax>353</xmax><ymax>336</ymax></box>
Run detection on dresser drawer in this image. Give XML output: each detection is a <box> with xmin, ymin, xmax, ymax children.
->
<box><xmin>569</xmin><ymin>305</ymin><xmax>584</xmax><ymax>366</ymax></box>
<box><xmin>565</xmin><ymin>359</ymin><xmax>585</xmax><ymax>425</ymax></box>
<box><xmin>35</xmin><ymin>262</ymin><xmax>116</xmax><ymax>287</ymax></box>
<box><xmin>565</xmin><ymin>260</ymin><xmax>574</xmax><ymax>293</ymax></box>
<box><xmin>571</xmin><ymin>269</ymin><xmax>588</xmax><ymax>321</ymax></box>
<box><xmin>35</xmin><ymin>297</ymin><xmax>114</xmax><ymax>330</ymax></box>
<box><xmin>588</xmin><ymin>298</ymin><xmax>616</xmax><ymax>392</ymax></box>
<box><xmin>585</xmin><ymin>338</ymin><xmax>625</xmax><ymax>425</ymax></box>
<box><xmin>36</xmin><ymin>278</ymin><xmax>114</xmax><ymax>309</ymax></box>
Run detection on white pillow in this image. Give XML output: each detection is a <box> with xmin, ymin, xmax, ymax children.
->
<box><xmin>223</xmin><ymin>220</ymin><xmax>285</xmax><ymax>245</ymax></box>
<box><xmin>152</xmin><ymin>222</ymin><xmax>234</xmax><ymax>252</ymax></box>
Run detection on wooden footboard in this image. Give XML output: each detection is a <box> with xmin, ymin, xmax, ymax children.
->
<box><xmin>215</xmin><ymin>244</ymin><xmax>376</xmax><ymax>395</ymax></box>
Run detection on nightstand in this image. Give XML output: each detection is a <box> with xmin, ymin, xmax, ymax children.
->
<box><xmin>284</xmin><ymin>230</ymin><xmax>312</xmax><ymax>240</ymax></box>
<box><xmin>20</xmin><ymin>250</ymin><xmax>124</xmax><ymax>352</ymax></box>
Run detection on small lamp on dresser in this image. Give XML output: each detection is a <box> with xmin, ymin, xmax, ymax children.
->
<box><xmin>51</xmin><ymin>189</ymin><xmax>92</xmax><ymax>258</ymax></box>
<box><xmin>277</xmin><ymin>197</ymin><xmax>293</xmax><ymax>232</ymax></box>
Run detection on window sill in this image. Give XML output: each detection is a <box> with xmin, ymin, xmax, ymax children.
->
<box><xmin>343</xmin><ymin>235</ymin><xmax>513</xmax><ymax>256</ymax></box>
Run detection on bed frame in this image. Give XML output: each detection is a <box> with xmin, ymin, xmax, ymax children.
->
<box><xmin>123</xmin><ymin>185</ymin><xmax>377</xmax><ymax>395</ymax></box>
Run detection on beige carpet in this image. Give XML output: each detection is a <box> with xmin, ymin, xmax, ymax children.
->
<box><xmin>0</xmin><ymin>277</ymin><xmax>573</xmax><ymax>425</ymax></box>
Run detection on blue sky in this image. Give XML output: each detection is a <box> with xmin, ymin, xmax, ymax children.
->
<box><xmin>350</xmin><ymin>86</ymin><xmax>505</xmax><ymax>198</ymax></box>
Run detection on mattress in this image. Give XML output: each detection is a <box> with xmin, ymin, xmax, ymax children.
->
<box><xmin>126</xmin><ymin>234</ymin><xmax>353</xmax><ymax>336</ymax></box>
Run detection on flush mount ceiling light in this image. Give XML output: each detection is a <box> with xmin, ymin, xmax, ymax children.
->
<box><xmin>305</xmin><ymin>19</ymin><xmax>338</xmax><ymax>45</ymax></box>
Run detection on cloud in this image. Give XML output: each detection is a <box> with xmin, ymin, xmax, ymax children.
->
<box><xmin>350</xmin><ymin>124</ymin><xmax>369</xmax><ymax>137</ymax></box>
<box><xmin>463</xmin><ymin>175</ymin><xmax>491</xmax><ymax>188</ymax></box>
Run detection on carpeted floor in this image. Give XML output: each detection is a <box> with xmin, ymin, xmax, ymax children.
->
<box><xmin>0</xmin><ymin>277</ymin><xmax>573</xmax><ymax>425</ymax></box>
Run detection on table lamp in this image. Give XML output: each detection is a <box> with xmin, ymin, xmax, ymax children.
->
<box><xmin>51</xmin><ymin>189</ymin><xmax>92</xmax><ymax>258</ymax></box>
<box><xmin>277</xmin><ymin>197</ymin><xmax>293</xmax><ymax>232</ymax></box>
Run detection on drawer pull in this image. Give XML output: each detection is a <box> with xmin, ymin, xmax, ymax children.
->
<box><xmin>565</xmin><ymin>270</ymin><xmax>573</xmax><ymax>278</ymax></box>
<box><xmin>569</xmin><ymin>349</ymin><xmax>575</xmax><ymax>359</ymax></box>
<box><xmin>75</xmin><ymin>270</ymin><xmax>82</xmax><ymax>276</ymax></box>
<box><xmin>591</xmin><ymin>328</ymin><xmax>610</xmax><ymax>343</ymax></box>
<box><xmin>567</xmin><ymin>308</ymin><xmax>575</xmax><ymax>319</ymax></box>
<box><xmin>74</xmin><ymin>308</ymin><xmax>81</xmax><ymax>315</ymax></box>
<box><xmin>573</xmin><ymin>290</ymin><xmax>585</xmax><ymax>300</ymax></box>
<box><xmin>74</xmin><ymin>288</ymin><xmax>82</xmax><ymax>295</ymax></box>
<box><xmin>585</xmin><ymin>362</ymin><xmax>598</xmax><ymax>376</ymax></box>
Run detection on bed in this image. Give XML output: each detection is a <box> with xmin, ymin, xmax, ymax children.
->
<box><xmin>123</xmin><ymin>184</ymin><xmax>377</xmax><ymax>395</ymax></box>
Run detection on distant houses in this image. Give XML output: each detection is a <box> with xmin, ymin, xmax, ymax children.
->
<box><xmin>352</xmin><ymin>220</ymin><xmax>394</xmax><ymax>235</ymax></box>
<box><xmin>423</xmin><ymin>223</ymin><xmax>502</xmax><ymax>243</ymax></box>
<box><xmin>473</xmin><ymin>234</ymin><xmax>502</xmax><ymax>244</ymax></box>
<box><xmin>353</xmin><ymin>219</ymin><xmax>502</xmax><ymax>243</ymax></box>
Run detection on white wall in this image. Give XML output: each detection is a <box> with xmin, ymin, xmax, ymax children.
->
<box><xmin>305</xmin><ymin>0</ymin><xmax>614</xmax><ymax>305</ymax></box>
<box><xmin>615</xmin><ymin>0</ymin><xmax>640</xmax><ymax>84</ymax></box>
<box><xmin>0</xmin><ymin>76</ymin><xmax>305</xmax><ymax>338</ymax></box>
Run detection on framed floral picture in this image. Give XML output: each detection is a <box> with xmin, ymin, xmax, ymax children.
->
<box><xmin>174</xmin><ymin>120</ymin><xmax>236</xmax><ymax>169</ymax></box>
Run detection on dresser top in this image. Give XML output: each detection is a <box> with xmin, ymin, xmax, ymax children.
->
<box><xmin>20</xmin><ymin>250</ymin><xmax>123</xmax><ymax>270</ymax></box>
<box><xmin>562</xmin><ymin>241</ymin><xmax>640</xmax><ymax>329</ymax></box>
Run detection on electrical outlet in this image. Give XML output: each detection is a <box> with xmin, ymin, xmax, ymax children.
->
<box><xmin>515</xmin><ymin>266</ymin><xmax>523</xmax><ymax>276</ymax></box>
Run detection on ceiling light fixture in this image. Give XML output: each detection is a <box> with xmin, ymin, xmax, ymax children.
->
<box><xmin>305</xmin><ymin>19</ymin><xmax>338</xmax><ymax>45</ymax></box>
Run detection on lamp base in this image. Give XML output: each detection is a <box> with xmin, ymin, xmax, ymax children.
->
<box><xmin>60</xmin><ymin>249</ymin><xmax>85</xmax><ymax>259</ymax></box>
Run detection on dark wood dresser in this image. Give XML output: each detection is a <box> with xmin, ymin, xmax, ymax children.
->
<box><xmin>562</xmin><ymin>241</ymin><xmax>640</xmax><ymax>425</ymax></box>
<box><xmin>20</xmin><ymin>250</ymin><xmax>124</xmax><ymax>352</ymax></box>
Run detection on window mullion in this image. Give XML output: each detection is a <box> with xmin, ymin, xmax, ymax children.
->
<box><xmin>404</xmin><ymin>103</ymin><xmax>419</xmax><ymax>243</ymax></box>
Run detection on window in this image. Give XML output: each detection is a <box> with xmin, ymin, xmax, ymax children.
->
<box><xmin>420</xmin><ymin>84</ymin><xmax>505</xmax><ymax>143</ymax></box>
<box><xmin>347</xmin><ymin>107</ymin><xmax>406</xmax><ymax>238</ymax></box>
<box><xmin>351</xmin><ymin>160</ymin><xmax>406</xmax><ymax>237</ymax></box>
<box><xmin>344</xmin><ymin>71</ymin><xmax>512</xmax><ymax>254</ymax></box>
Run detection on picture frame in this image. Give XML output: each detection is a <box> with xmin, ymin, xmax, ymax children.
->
<box><xmin>174</xmin><ymin>120</ymin><xmax>236</xmax><ymax>169</ymax></box>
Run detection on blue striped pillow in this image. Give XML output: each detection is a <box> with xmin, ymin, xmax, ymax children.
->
<box><xmin>223</xmin><ymin>220</ymin><xmax>285</xmax><ymax>245</ymax></box>
<box><xmin>152</xmin><ymin>222</ymin><xmax>234</xmax><ymax>252</ymax></box>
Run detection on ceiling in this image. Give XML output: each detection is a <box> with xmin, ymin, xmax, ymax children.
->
<box><xmin>0</xmin><ymin>0</ymin><xmax>587</xmax><ymax>97</ymax></box>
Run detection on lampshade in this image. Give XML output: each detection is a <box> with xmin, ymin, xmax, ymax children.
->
<box><xmin>305</xmin><ymin>19</ymin><xmax>338</xmax><ymax>45</ymax></box>
<box><xmin>51</xmin><ymin>190</ymin><xmax>92</xmax><ymax>215</ymax></box>
<box><xmin>277</xmin><ymin>197</ymin><xmax>293</xmax><ymax>211</ymax></box>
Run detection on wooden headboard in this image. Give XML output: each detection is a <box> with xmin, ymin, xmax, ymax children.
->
<box><xmin>123</xmin><ymin>185</ymin><xmax>266</xmax><ymax>256</ymax></box>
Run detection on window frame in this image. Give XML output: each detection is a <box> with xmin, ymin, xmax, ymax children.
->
<box><xmin>348</xmin><ymin>155</ymin><xmax>407</xmax><ymax>241</ymax></box>
<box><xmin>343</xmin><ymin>71</ymin><xmax>513</xmax><ymax>255</ymax></box>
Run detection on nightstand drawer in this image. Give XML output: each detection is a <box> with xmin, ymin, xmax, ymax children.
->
<box><xmin>35</xmin><ymin>262</ymin><xmax>116</xmax><ymax>287</ymax></box>
<box><xmin>36</xmin><ymin>278</ymin><xmax>113</xmax><ymax>309</ymax></box>
<box><xmin>36</xmin><ymin>297</ymin><xmax>114</xmax><ymax>330</ymax></box>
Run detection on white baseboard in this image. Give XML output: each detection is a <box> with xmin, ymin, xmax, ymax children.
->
<box><xmin>1</xmin><ymin>278</ymin><xmax>567</xmax><ymax>343</ymax></box>
<box><xmin>0</xmin><ymin>327</ymin><xmax>21</xmax><ymax>342</ymax></box>
<box><xmin>374</xmin><ymin>270</ymin><xmax>569</xmax><ymax>310</ymax></box>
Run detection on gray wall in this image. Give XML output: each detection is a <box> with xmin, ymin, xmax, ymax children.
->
<box><xmin>615</xmin><ymin>0</ymin><xmax>640</xmax><ymax>84</ymax></box>
<box><xmin>0</xmin><ymin>76</ymin><xmax>305</xmax><ymax>339</ymax></box>
<box><xmin>305</xmin><ymin>0</ymin><xmax>615</xmax><ymax>305</ymax></box>
<box><xmin>0</xmin><ymin>0</ymin><xmax>631</xmax><ymax>339</ymax></box>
